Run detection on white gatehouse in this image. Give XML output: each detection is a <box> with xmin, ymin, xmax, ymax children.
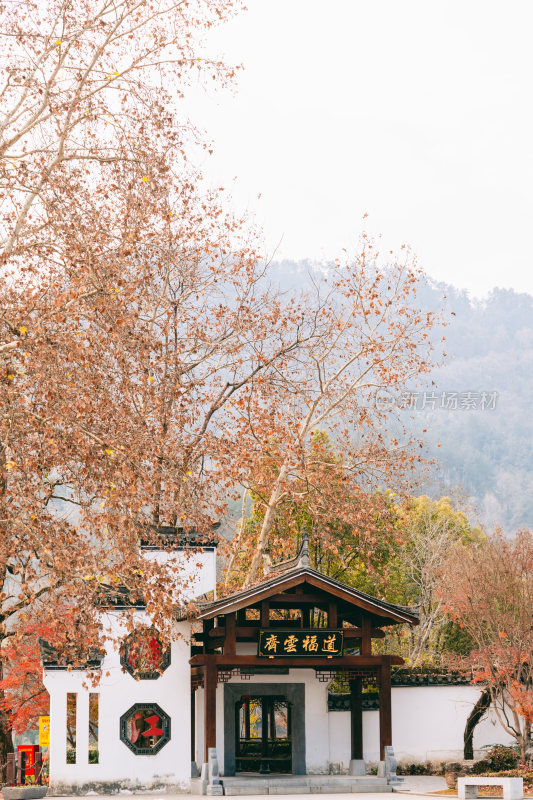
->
<box><xmin>42</xmin><ymin>533</ymin><xmax>513</xmax><ymax>794</ymax></box>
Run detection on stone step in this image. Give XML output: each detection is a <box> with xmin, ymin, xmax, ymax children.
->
<box><xmin>221</xmin><ymin>776</ymin><xmax>393</xmax><ymax>795</ymax></box>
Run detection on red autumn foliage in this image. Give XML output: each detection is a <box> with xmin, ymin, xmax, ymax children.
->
<box><xmin>0</xmin><ymin>623</ymin><xmax>50</xmax><ymax>735</ymax></box>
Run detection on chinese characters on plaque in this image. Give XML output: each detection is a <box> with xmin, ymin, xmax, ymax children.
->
<box><xmin>258</xmin><ymin>629</ymin><xmax>343</xmax><ymax>657</ymax></box>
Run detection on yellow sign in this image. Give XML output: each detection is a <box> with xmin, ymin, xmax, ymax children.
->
<box><xmin>258</xmin><ymin>629</ymin><xmax>343</xmax><ymax>657</ymax></box>
<box><xmin>39</xmin><ymin>716</ymin><xmax>50</xmax><ymax>747</ymax></box>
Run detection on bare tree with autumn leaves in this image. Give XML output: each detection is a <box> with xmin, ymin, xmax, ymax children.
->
<box><xmin>0</xmin><ymin>0</ymin><xmax>444</xmax><ymax>770</ymax></box>
<box><xmin>223</xmin><ymin>431</ymin><xmax>399</xmax><ymax>594</ymax></box>
<box><xmin>0</xmin><ymin>167</ymin><xmax>312</xmax><ymax>765</ymax></box>
<box><xmin>231</xmin><ymin>248</ymin><xmax>440</xmax><ymax>588</ymax></box>
<box><xmin>0</xmin><ymin>0</ymin><xmax>242</xmax><ymax>289</ymax></box>
<box><xmin>440</xmin><ymin>531</ymin><xmax>533</xmax><ymax>763</ymax></box>
<box><xmin>0</xmin><ymin>0</ymin><xmax>252</xmax><ymax>768</ymax></box>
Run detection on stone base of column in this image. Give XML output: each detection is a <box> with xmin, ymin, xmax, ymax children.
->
<box><xmin>349</xmin><ymin>759</ymin><xmax>367</xmax><ymax>776</ymax></box>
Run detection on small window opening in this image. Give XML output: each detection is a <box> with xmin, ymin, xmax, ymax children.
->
<box><xmin>269</xmin><ymin>608</ymin><xmax>302</xmax><ymax>625</ymax></box>
<box><xmin>311</xmin><ymin>608</ymin><xmax>328</xmax><ymax>628</ymax></box>
<box><xmin>66</xmin><ymin>693</ymin><xmax>77</xmax><ymax>764</ymax></box>
<box><xmin>89</xmin><ymin>693</ymin><xmax>99</xmax><ymax>764</ymax></box>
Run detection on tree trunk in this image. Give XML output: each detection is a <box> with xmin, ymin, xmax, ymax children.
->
<box><xmin>223</xmin><ymin>489</ymin><xmax>248</xmax><ymax>589</ymax></box>
<box><xmin>464</xmin><ymin>687</ymin><xmax>491</xmax><ymax>759</ymax></box>
<box><xmin>524</xmin><ymin>721</ymin><xmax>533</xmax><ymax>767</ymax></box>
<box><xmin>243</xmin><ymin>462</ymin><xmax>290</xmax><ymax>588</ymax></box>
<box><xmin>0</xmin><ymin>660</ymin><xmax>14</xmax><ymax>783</ymax></box>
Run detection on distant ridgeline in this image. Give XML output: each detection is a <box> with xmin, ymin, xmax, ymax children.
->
<box><xmin>269</xmin><ymin>261</ymin><xmax>533</xmax><ymax>531</ymax></box>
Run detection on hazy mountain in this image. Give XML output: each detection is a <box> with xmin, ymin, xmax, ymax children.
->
<box><xmin>268</xmin><ymin>260</ymin><xmax>533</xmax><ymax>532</ymax></box>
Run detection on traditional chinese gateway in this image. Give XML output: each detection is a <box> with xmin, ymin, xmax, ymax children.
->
<box><xmin>42</xmin><ymin>531</ymin><xmax>510</xmax><ymax>795</ymax></box>
<box><xmin>189</xmin><ymin>534</ymin><xmax>417</xmax><ymax>789</ymax></box>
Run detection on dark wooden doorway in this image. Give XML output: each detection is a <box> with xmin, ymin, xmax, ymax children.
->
<box><xmin>235</xmin><ymin>695</ymin><xmax>292</xmax><ymax>774</ymax></box>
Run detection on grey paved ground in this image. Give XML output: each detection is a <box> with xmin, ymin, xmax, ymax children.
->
<box><xmin>44</xmin><ymin>795</ymin><xmax>445</xmax><ymax>800</ymax></box>
<box><xmin>396</xmin><ymin>776</ymin><xmax>448</xmax><ymax>793</ymax></box>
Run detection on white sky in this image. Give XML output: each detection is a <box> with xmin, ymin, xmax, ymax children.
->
<box><xmin>186</xmin><ymin>0</ymin><xmax>533</xmax><ymax>297</ymax></box>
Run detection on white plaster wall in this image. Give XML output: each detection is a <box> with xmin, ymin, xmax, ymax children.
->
<box><xmin>328</xmin><ymin>686</ymin><xmax>516</xmax><ymax>768</ymax></box>
<box><xmin>43</xmin><ymin>547</ymin><xmax>217</xmax><ymax>793</ymax></box>
<box><xmin>143</xmin><ymin>548</ymin><xmax>217</xmax><ymax>602</ymax></box>
<box><xmin>43</xmin><ymin>615</ymin><xmax>192</xmax><ymax>792</ymax></box>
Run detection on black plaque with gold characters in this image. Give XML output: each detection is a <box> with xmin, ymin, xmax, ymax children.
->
<box><xmin>258</xmin><ymin>629</ymin><xmax>344</xmax><ymax>657</ymax></box>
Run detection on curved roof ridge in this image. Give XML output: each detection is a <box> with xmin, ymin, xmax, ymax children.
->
<box><xmin>195</xmin><ymin>564</ymin><xmax>419</xmax><ymax>626</ymax></box>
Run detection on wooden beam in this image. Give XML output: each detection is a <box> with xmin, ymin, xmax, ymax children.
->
<box><xmin>346</xmin><ymin>627</ymin><xmax>385</xmax><ymax>640</ymax></box>
<box><xmin>350</xmin><ymin>678</ymin><xmax>363</xmax><ymax>760</ymax></box>
<box><xmin>195</xmin><ymin>625</ymin><xmax>386</xmax><ymax>642</ymax></box>
<box><xmin>204</xmin><ymin>656</ymin><xmax>217</xmax><ymax>762</ymax></box>
<box><xmin>190</xmin><ymin>654</ymin><xmax>403</xmax><ymax>668</ymax></box>
<box><xmin>379</xmin><ymin>661</ymin><xmax>392</xmax><ymax>760</ymax></box>
<box><xmin>267</xmin><ymin>593</ymin><xmax>331</xmax><ymax>605</ymax></box>
<box><xmin>198</xmin><ymin>573</ymin><xmax>309</xmax><ymax>619</ymax></box>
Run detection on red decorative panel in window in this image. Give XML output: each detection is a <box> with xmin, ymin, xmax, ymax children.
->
<box><xmin>120</xmin><ymin>628</ymin><xmax>170</xmax><ymax>680</ymax></box>
<box><xmin>120</xmin><ymin>703</ymin><xmax>170</xmax><ymax>755</ymax></box>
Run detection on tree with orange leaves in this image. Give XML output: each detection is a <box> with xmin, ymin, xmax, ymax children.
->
<box><xmin>440</xmin><ymin>530</ymin><xmax>533</xmax><ymax>763</ymax></box>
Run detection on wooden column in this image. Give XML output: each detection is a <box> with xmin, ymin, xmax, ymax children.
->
<box><xmin>34</xmin><ymin>751</ymin><xmax>43</xmax><ymax>784</ymax></box>
<box><xmin>203</xmin><ymin>619</ymin><xmax>214</xmax><ymax>653</ymax></box>
<box><xmin>379</xmin><ymin>661</ymin><xmax>392</xmax><ymax>759</ymax></box>
<box><xmin>261</xmin><ymin>600</ymin><xmax>270</xmax><ymax>628</ymax></box>
<box><xmin>203</xmin><ymin>655</ymin><xmax>217</xmax><ymax>762</ymax></box>
<box><xmin>360</xmin><ymin>615</ymin><xmax>372</xmax><ymax>656</ymax></box>
<box><xmin>16</xmin><ymin>751</ymin><xmax>26</xmax><ymax>785</ymax></box>
<box><xmin>349</xmin><ymin>678</ymin><xmax>363</xmax><ymax>760</ymax></box>
<box><xmin>328</xmin><ymin>601</ymin><xmax>338</xmax><ymax>629</ymax></box>
<box><xmin>224</xmin><ymin>612</ymin><xmax>236</xmax><ymax>655</ymax></box>
<box><xmin>260</xmin><ymin>697</ymin><xmax>270</xmax><ymax>773</ymax></box>
<box><xmin>6</xmin><ymin>753</ymin><xmax>15</xmax><ymax>786</ymax></box>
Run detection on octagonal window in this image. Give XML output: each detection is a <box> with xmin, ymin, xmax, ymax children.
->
<box><xmin>120</xmin><ymin>628</ymin><xmax>170</xmax><ymax>680</ymax></box>
<box><xmin>120</xmin><ymin>703</ymin><xmax>170</xmax><ymax>755</ymax></box>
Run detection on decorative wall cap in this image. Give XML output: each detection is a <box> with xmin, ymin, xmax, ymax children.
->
<box><xmin>39</xmin><ymin>638</ymin><xmax>103</xmax><ymax>670</ymax></box>
<box><xmin>327</xmin><ymin>671</ymin><xmax>473</xmax><ymax>708</ymax></box>
<box><xmin>391</xmin><ymin>670</ymin><xmax>472</xmax><ymax>686</ymax></box>
<box><xmin>139</xmin><ymin>523</ymin><xmax>220</xmax><ymax>550</ymax></box>
<box><xmin>328</xmin><ymin>692</ymin><xmax>379</xmax><ymax>712</ymax></box>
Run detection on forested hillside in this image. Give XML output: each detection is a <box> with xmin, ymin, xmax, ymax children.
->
<box><xmin>270</xmin><ymin>260</ymin><xmax>533</xmax><ymax>530</ymax></box>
